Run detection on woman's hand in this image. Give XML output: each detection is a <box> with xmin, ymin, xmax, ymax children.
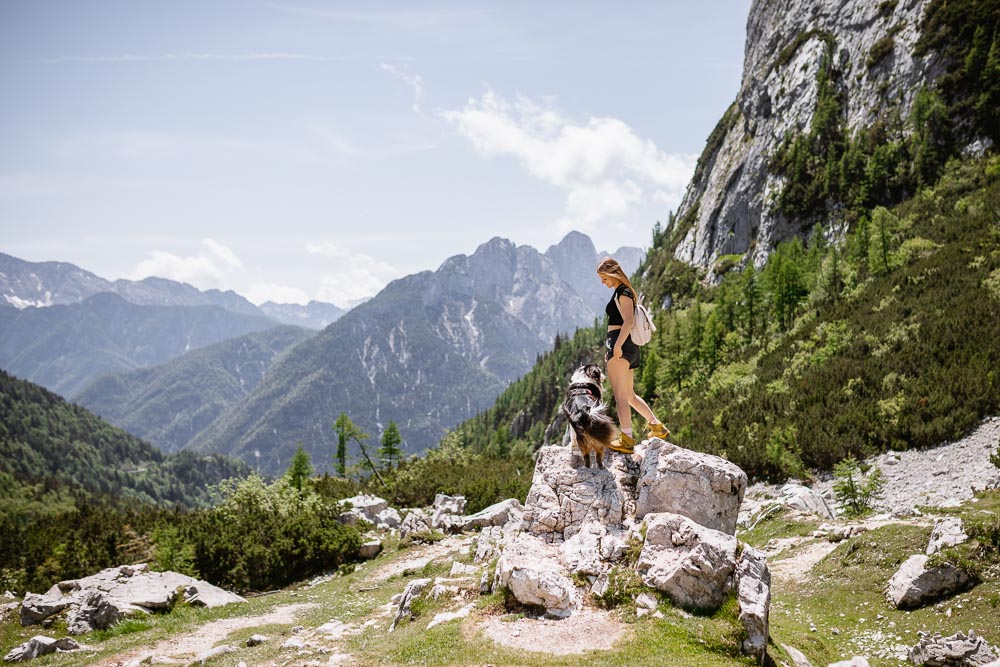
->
<box><xmin>612</xmin><ymin>345</ymin><xmax>623</xmax><ymax>360</ymax></box>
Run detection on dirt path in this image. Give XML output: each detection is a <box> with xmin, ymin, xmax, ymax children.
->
<box><xmin>479</xmin><ymin>608</ymin><xmax>627</xmax><ymax>655</ymax></box>
<box><xmin>93</xmin><ymin>603</ymin><xmax>317</xmax><ymax>666</ymax></box>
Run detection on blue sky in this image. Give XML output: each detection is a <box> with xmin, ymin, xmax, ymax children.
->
<box><xmin>0</xmin><ymin>1</ymin><xmax>751</xmax><ymax>307</ymax></box>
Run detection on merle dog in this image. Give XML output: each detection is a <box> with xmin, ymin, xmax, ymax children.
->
<box><xmin>560</xmin><ymin>364</ymin><xmax>618</xmax><ymax>469</ymax></box>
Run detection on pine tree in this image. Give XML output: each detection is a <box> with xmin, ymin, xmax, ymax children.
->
<box><xmin>741</xmin><ymin>266</ymin><xmax>761</xmax><ymax>343</ymax></box>
<box><xmin>333</xmin><ymin>412</ymin><xmax>361</xmax><ymax>477</ymax></box>
<box><xmin>378</xmin><ymin>421</ymin><xmax>404</xmax><ymax>471</ymax></box>
<box><xmin>285</xmin><ymin>444</ymin><xmax>313</xmax><ymax>492</ymax></box>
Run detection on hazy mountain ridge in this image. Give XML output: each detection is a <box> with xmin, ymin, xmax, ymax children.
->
<box><xmin>0</xmin><ymin>293</ymin><xmax>278</xmax><ymax>397</ymax></box>
<box><xmin>259</xmin><ymin>301</ymin><xmax>346</xmax><ymax>330</ymax></box>
<box><xmin>75</xmin><ymin>325</ymin><xmax>315</xmax><ymax>453</ymax></box>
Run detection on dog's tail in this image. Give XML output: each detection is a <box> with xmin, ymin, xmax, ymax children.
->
<box><xmin>567</xmin><ymin>402</ymin><xmax>617</xmax><ymax>443</ymax></box>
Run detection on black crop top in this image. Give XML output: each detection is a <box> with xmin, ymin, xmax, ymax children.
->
<box><xmin>605</xmin><ymin>285</ymin><xmax>635</xmax><ymax>326</ymax></box>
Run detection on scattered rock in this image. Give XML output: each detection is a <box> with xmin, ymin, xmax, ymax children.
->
<box><xmin>431</xmin><ymin>494</ymin><xmax>467</xmax><ymax>532</ymax></box>
<box><xmin>399</xmin><ymin>511</ymin><xmax>432</xmax><ymax>539</ymax></box>
<box><xmin>461</xmin><ymin>498</ymin><xmax>524</xmax><ymax>530</ymax></box>
<box><xmin>779</xmin><ymin>483</ymin><xmax>834</xmax><ymax>519</ymax></box>
<box><xmin>375</xmin><ymin>507</ymin><xmax>402</xmax><ymax>529</ymax></box>
<box><xmin>885</xmin><ymin>555</ymin><xmax>971</xmax><ymax>609</ymax></box>
<box><xmin>359</xmin><ymin>538</ymin><xmax>383</xmax><ymax>560</ymax></box>
<box><xmin>449</xmin><ymin>562</ymin><xmax>478</xmax><ymax>577</ymax></box>
<box><xmin>433</xmin><ymin>494</ymin><xmax>467</xmax><ymax>515</ymax></box>
<box><xmin>246</xmin><ymin>634</ymin><xmax>270</xmax><ymax>647</ymax></box>
<box><xmin>736</xmin><ymin>546</ymin><xmax>771</xmax><ymax>664</ymax></box>
<box><xmin>198</xmin><ymin>645</ymin><xmax>236</xmax><ymax>665</ymax></box>
<box><xmin>636</xmin><ymin>512</ymin><xmax>738</xmax><ymax>611</ymax></box>
<box><xmin>635</xmin><ymin>592</ymin><xmax>658</xmax><ymax>610</ymax></box>
<box><xmin>3</xmin><ymin>636</ymin><xmax>83</xmax><ymax>663</ymax></box>
<box><xmin>390</xmin><ymin>578</ymin><xmax>431</xmax><ymax>631</ymax></box>
<box><xmin>926</xmin><ymin>518</ymin><xmax>968</xmax><ymax>556</ymax></box>
<box><xmin>781</xmin><ymin>643</ymin><xmax>814</xmax><ymax>667</ymax></box>
<box><xmin>281</xmin><ymin>637</ymin><xmax>306</xmax><ymax>650</ymax></box>
<box><xmin>426</xmin><ymin>602</ymin><xmax>474</xmax><ymax>629</ymax></box>
<box><xmin>636</xmin><ymin>439</ymin><xmax>747</xmax><ymax>535</ymax></box>
<box><xmin>495</xmin><ymin>534</ymin><xmax>577</xmax><ymax>618</ymax></box>
<box><xmin>908</xmin><ymin>630</ymin><xmax>998</xmax><ymax>666</ymax></box>
<box><xmin>828</xmin><ymin>658</ymin><xmax>870</xmax><ymax>667</ymax></box>
<box><xmin>341</xmin><ymin>494</ymin><xmax>388</xmax><ymax>524</ymax></box>
<box><xmin>19</xmin><ymin>565</ymin><xmax>245</xmax><ymax>633</ymax></box>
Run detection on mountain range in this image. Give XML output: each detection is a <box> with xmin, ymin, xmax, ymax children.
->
<box><xmin>68</xmin><ymin>232</ymin><xmax>638</xmax><ymax>473</ymax></box>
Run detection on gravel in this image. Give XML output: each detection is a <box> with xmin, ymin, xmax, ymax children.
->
<box><xmin>746</xmin><ymin>416</ymin><xmax>1000</xmax><ymax>517</ymax></box>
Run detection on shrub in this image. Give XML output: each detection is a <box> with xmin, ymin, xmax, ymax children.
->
<box><xmin>832</xmin><ymin>457</ymin><xmax>886</xmax><ymax>516</ymax></box>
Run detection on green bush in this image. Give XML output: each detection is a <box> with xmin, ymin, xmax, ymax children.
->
<box><xmin>832</xmin><ymin>457</ymin><xmax>886</xmax><ymax>517</ymax></box>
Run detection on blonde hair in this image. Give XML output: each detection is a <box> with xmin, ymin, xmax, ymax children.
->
<box><xmin>596</xmin><ymin>257</ymin><xmax>636</xmax><ymax>296</ymax></box>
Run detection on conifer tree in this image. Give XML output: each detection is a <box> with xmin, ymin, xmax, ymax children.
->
<box><xmin>286</xmin><ymin>444</ymin><xmax>313</xmax><ymax>492</ymax></box>
<box><xmin>378</xmin><ymin>421</ymin><xmax>404</xmax><ymax>471</ymax></box>
<box><xmin>333</xmin><ymin>412</ymin><xmax>362</xmax><ymax>477</ymax></box>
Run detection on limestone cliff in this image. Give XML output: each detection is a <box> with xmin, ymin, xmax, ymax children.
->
<box><xmin>663</xmin><ymin>0</ymin><xmax>944</xmax><ymax>278</ymax></box>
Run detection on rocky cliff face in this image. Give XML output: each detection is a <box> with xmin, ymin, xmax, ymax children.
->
<box><xmin>667</xmin><ymin>0</ymin><xmax>942</xmax><ymax>276</ymax></box>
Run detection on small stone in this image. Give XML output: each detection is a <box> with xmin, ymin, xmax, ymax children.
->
<box><xmin>246</xmin><ymin>634</ymin><xmax>270</xmax><ymax>647</ymax></box>
<box><xmin>282</xmin><ymin>637</ymin><xmax>306</xmax><ymax>649</ymax></box>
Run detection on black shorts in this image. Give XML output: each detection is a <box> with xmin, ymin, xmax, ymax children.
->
<box><xmin>606</xmin><ymin>330</ymin><xmax>640</xmax><ymax>369</ymax></box>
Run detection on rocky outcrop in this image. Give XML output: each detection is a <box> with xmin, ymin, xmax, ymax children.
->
<box><xmin>779</xmin><ymin>483</ymin><xmax>834</xmax><ymax>519</ymax></box>
<box><xmin>431</xmin><ymin>494</ymin><xmax>468</xmax><ymax>533</ymax></box>
<box><xmin>18</xmin><ymin>564</ymin><xmax>244</xmax><ymax>634</ymax></box>
<box><xmin>926</xmin><ymin>518</ymin><xmax>968</xmax><ymax>556</ymax></box>
<box><xmin>636</xmin><ymin>439</ymin><xmax>747</xmax><ymax>534</ymax></box>
<box><xmin>736</xmin><ymin>546</ymin><xmax>771</xmax><ymax>665</ymax></box>
<box><xmin>908</xmin><ymin>630</ymin><xmax>998</xmax><ymax>666</ymax></box>
<box><xmin>341</xmin><ymin>495</ymin><xmax>388</xmax><ymax>524</ymax></box>
<box><xmin>462</xmin><ymin>498</ymin><xmax>523</xmax><ymax>531</ymax></box>
<box><xmin>655</xmin><ymin>0</ymin><xmax>942</xmax><ymax>278</ymax></box>
<box><xmin>520</xmin><ymin>445</ymin><xmax>636</xmax><ymax>542</ymax></box>
<box><xmin>635</xmin><ymin>512</ymin><xmax>738</xmax><ymax>611</ymax></box>
<box><xmin>885</xmin><ymin>555</ymin><xmax>970</xmax><ymax>609</ymax></box>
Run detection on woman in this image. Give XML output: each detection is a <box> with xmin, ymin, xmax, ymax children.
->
<box><xmin>597</xmin><ymin>257</ymin><xmax>670</xmax><ymax>453</ymax></box>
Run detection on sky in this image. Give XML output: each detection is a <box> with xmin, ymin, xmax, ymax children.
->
<box><xmin>0</xmin><ymin>1</ymin><xmax>751</xmax><ymax>308</ymax></box>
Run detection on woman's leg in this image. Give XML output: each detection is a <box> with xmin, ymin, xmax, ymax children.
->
<box><xmin>627</xmin><ymin>369</ymin><xmax>658</xmax><ymax>422</ymax></box>
<box><xmin>606</xmin><ymin>357</ymin><xmax>633</xmax><ymax>434</ymax></box>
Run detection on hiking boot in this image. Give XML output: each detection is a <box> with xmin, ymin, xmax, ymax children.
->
<box><xmin>648</xmin><ymin>421</ymin><xmax>670</xmax><ymax>440</ymax></box>
<box><xmin>609</xmin><ymin>431</ymin><xmax>636</xmax><ymax>454</ymax></box>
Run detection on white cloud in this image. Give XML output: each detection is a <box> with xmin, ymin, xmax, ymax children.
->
<box><xmin>442</xmin><ymin>89</ymin><xmax>696</xmax><ymax>232</ymax></box>
<box><xmin>131</xmin><ymin>238</ymin><xmax>242</xmax><ymax>289</ymax></box>
<box><xmin>244</xmin><ymin>283</ymin><xmax>311</xmax><ymax>306</ymax></box>
<box><xmin>381</xmin><ymin>63</ymin><xmax>425</xmax><ymax>112</ymax></box>
<box><xmin>307</xmin><ymin>241</ymin><xmax>398</xmax><ymax>307</ymax></box>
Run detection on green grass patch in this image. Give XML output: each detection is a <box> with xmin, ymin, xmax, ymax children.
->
<box><xmin>739</xmin><ymin>506</ymin><xmax>821</xmax><ymax>548</ymax></box>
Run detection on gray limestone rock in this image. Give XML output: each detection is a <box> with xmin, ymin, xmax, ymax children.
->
<box><xmin>399</xmin><ymin>510</ymin><xmax>432</xmax><ymax>539</ymax></box>
<box><xmin>557</xmin><ymin>521</ymin><xmax>627</xmax><ymax>576</ymax></box>
<box><xmin>375</xmin><ymin>507</ymin><xmax>402</xmax><ymax>529</ymax></box>
<box><xmin>886</xmin><ymin>555</ymin><xmax>970</xmax><ymax>609</ymax></box>
<box><xmin>828</xmin><ymin>659</ymin><xmax>871</xmax><ymax>667</ymax></box>
<box><xmin>908</xmin><ymin>630</ymin><xmax>998</xmax><ymax>666</ymax></box>
<box><xmin>520</xmin><ymin>445</ymin><xmax>637</xmax><ymax>543</ymax></box>
<box><xmin>926</xmin><ymin>518</ymin><xmax>968</xmax><ymax>556</ymax></box>
<box><xmin>2</xmin><ymin>636</ymin><xmax>83</xmax><ymax>663</ymax></box>
<box><xmin>19</xmin><ymin>593</ymin><xmax>69</xmax><ymax>626</ymax></box>
<box><xmin>461</xmin><ymin>498</ymin><xmax>524</xmax><ymax>530</ymax></box>
<box><xmin>736</xmin><ymin>546</ymin><xmax>771</xmax><ymax>664</ymax></box>
<box><xmin>636</xmin><ymin>439</ymin><xmax>747</xmax><ymax>535</ymax></box>
<box><xmin>359</xmin><ymin>538</ymin><xmax>383</xmax><ymax>560</ymax></box>
<box><xmin>780</xmin><ymin>483</ymin><xmax>834</xmax><ymax>519</ymax></box>
<box><xmin>495</xmin><ymin>534</ymin><xmax>577</xmax><ymax>618</ymax></box>
<box><xmin>636</xmin><ymin>512</ymin><xmax>738</xmax><ymax>611</ymax></box>
<box><xmin>341</xmin><ymin>494</ymin><xmax>388</xmax><ymax>524</ymax></box>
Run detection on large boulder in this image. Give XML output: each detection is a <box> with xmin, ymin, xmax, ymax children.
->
<box><xmin>926</xmin><ymin>518</ymin><xmax>968</xmax><ymax>556</ymax></box>
<box><xmin>736</xmin><ymin>546</ymin><xmax>771</xmax><ymax>664</ymax></box>
<box><xmin>342</xmin><ymin>495</ymin><xmax>388</xmax><ymax>524</ymax></box>
<box><xmin>886</xmin><ymin>555</ymin><xmax>971</xmax><ymax>609</ymax></box>
<box><xmin>520</xmin><ymin>445</ymin><xmax>637</xmax><ymax>543</ymax></box>
<box><xmin>19</xmin><ymin>593</ymin><xmax>69</xmax><ymax>626</ymax></box>
<box><xmin>636</xmin><ymin>439</ymin><xmax>747</xmax><ymax>535</ymax></box>
<box><xmin>399</xmin><ymin>509</ymin><xmax>432</xmax><ymax>539</ymax></box>
<box><xmin>431</xmin><ymin>494</ymin><xmax>468</xmax><ymax>533</ymax></box>
<box><xmin>779</xmin><ymin>483</ymin><xmax>834</xmax><ymax>519</ymax></box>
<box><xmin>19</xmin><ymin>565</ymin><xmax>245</xmax><ymax>633</ymax></box>
<box><xmin>495</xmin><ymin>534</ymin><xmax>577</xmax><ymax>618</ymax></box>
<box><xmin>636</xmin><ymin>512</ymin><xmax>738</xmax><ymax>611</ymax></box>
<box><xmin>462</xmin><ymin>498</ymin><xmax>524</xmax><ymax>530</ymax></box>
<box><xmin>3</xmin><ymin>636</ymin><xmax>81</xmax><ymax>663</ymax></box>
<box><xmin>375</xmin><ymin>508</ymin><xmax>402</xmax><ymax>529</ymax></box>
<box><xmin>908</xmin><ymin>630</ymin><xmax>998</xmax><ymax>666</ymax></box>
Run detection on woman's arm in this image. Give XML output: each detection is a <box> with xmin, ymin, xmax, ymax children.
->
<box><xmin>613</xmin><ymin>292</ymin><xmax>635</xmax><ymax>358</ymax></box>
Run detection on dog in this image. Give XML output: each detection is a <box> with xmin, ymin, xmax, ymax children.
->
<box><xmin>560</xmin><ymin>364</ymin><xmax>618</xmax><ymax>469</ymax></box>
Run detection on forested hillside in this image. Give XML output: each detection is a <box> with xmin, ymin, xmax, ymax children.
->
<box><xmin>0</xmin><ymin>370</ymin><xmax>249</xmax><ymax>518</ymax></box>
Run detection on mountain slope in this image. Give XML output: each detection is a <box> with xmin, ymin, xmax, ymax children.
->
<box><xmin>0</xmin><ymin>369</ymin><xmax>249</xmax><ymax>512</ymax></box>
<box><xmin>190</xmin><ymin>233</ymin><xmax>639</xmax><ymax>474</ymax></box>
<box><xmin>75</xmin><ymin>325</ymin><xmax>315</xmax><ymax>453</ymax></box>
<box><xmin>0</xmin><ymin>293</ymin><xmax>279</xmax><ymax>397</ymax></box>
